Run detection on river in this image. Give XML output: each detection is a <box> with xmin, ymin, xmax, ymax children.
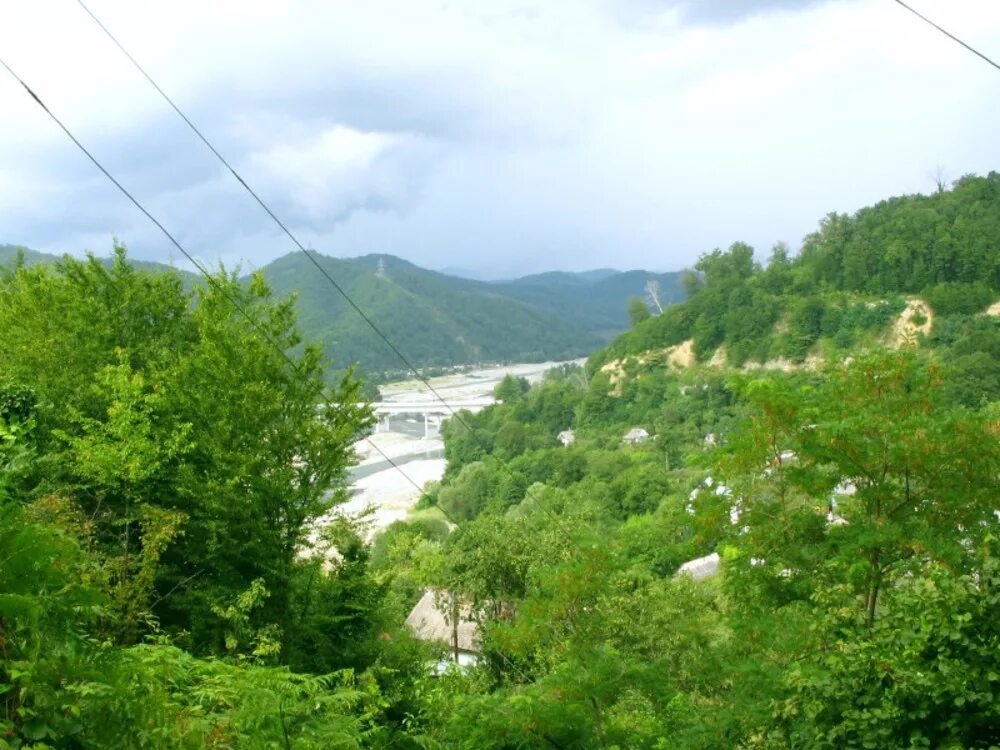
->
<box><xmin>314</xmin><ymin>359</ymin><xmax>584</xmax><ymax>539</ymax></box>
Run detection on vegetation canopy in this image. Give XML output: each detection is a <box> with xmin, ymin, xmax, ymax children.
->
<box><xmin>3</xmin><ymin>174</ymin><xmax>1000</xmax><ymax>747</ymax></box>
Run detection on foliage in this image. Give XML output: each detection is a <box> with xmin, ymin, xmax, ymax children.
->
<box><xmin>0</xmin><ymin>248</ymin><xmax>420</xmax><ymax>746</ymax></box>
<box><xmin>593</xmin><ymin>173</ymin><xmax>1000</xmax><ymax>371</ymax></box>
<box><xmin>778</xmin><ymin>543</ymin><xmax>1000</xmax><ymax>749</ymax></box>
<box><xmin>5</xmin><ymin>172</ymin><xmax>1000</xmax><ymax>745</ymax></box>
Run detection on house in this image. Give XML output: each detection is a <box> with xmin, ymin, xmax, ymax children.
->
<box><xmin>622</xmin><ymin>427</ymin><xmax>649</xmax><ymax>445</ymax></box>
<box><xmin>676</xmin><ymin>552</ymin><xmax>720</xmax><ymax>581</ymax></box>
<box><xmin>557</xmin><ymin>429</ymin><xmax>575</xmax><ymax>446</ymax></box>
<box><xmin>405</xmin><ymin>589</ymin><xmax>480</xmax><ymax>668</ymax></box>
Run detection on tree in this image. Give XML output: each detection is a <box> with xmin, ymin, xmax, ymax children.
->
<box><xmin>628</xmin><ymin>296</ymin><xmax>652</xmax><ymax>326</ymax></box>
<box><xmin>493</xmin><ymin>374</ymin><xmax>530</xmax><ymax>404</ymax></box>
<box><xmin>0</xmin><ymin>248</ymin><xmax>373</xmax><ymax>658</ymax></box>
<box><xmin>778</xmin><ymin>541</ymin><xmax>1000</xmax><ymax>749</ymax></box>
<box><xmin>644</xmin><ymin>280</ymin><xmax>664</xmax><ymax>315</ymax></box>
<box><xmin>719</xmin><ymin>351</ymin><xmax>1000</xmax><ymax>625</ymax></box>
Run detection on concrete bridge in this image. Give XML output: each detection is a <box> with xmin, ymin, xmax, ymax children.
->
<box><xmin>371</xmin><ymin>397</ymin><xmax>495</xmax><ymax>436</ymax></box>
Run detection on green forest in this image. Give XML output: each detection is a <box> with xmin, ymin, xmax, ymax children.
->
<box><xmin>2</xmin><ymin>174</ymin><xmax>1000</xmax><ymax>748</ymax></box>
<box><xmin>0</xmin><ymin>245</ymin><xmax>683</xmax><ymax>384</ymax></box>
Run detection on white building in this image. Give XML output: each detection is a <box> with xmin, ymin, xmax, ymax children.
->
<box><xmin>676</xmin><ymin>552</ymin><xmax>721</xmax><ymax>581</ymax></box>
<box><xmin>622</xmin><ymin>427</ymin><xmax>649</xmax><ymax>445</ymax></box>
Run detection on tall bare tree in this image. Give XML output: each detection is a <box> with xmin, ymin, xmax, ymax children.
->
<box><xmin>645</xmin><ymin>279</ymin><xmax>664</xmax><ymax>315</ymax></box>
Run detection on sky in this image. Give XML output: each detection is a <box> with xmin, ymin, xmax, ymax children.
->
<box><xmin>1</xmin><ymin>0</ymin><xmax>998</xmax><ymax>278</ymax></box>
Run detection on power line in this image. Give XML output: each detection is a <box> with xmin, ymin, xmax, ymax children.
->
<box><xmin>75</xmin><ymin>0</ymin><xmax>480</xmax><ymax>435</ymax></box>
<box><xmin>73</xmin><ymin>0</ymin><xmax>588</xmax><ymax>564</ymax></box>
<box><xmin>0</xmin><ymin>53</ymin><xmax>538</xmax><ymax>685</ymax></box>
<box><xmin>0</xmin><ymin>57</ymin><xmax>534</xmax><ymax>683</ymax></box>
<box><xmin>28</xmin><ymin>4</ymin><xmax>596</xmax><ymax>680</ymax></box>
<box><xmin>0</xmin><ymin>53</ymin><xmax>455</xmax><ymax>527</ymax></box>
<box><xmin>893</xmin><ymin>0</ymin><xmax>1000</xmax><ymax>73</ymax></box>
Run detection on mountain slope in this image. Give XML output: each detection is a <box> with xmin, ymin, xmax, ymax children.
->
<box><xmin>2</xmin><ymin>244</ymin><xmax>687</xmax><ymax>375</ymax></box>
<box><xmin>262</xmin><ymin>252</ymin><xmax>603</xmax><ymax>375</ymax></box>
<box><xmin>0</xmin><ymin>244</ymin><xmax>56</xmax><ymax>267</ymax></box>
<box><xmin>0</xmin><ymin>244</ymin><xmax>201</xmax><ymax>285</ymax></box>
<box><xmin>494</xmin><ymin>268</ymin><xmax>685</xmax><ymax>340</ymax></box>
<box><xmin>589</xmin><ymin>171</ymin><xmax>1000</xmax><ymax>376</ymax></box>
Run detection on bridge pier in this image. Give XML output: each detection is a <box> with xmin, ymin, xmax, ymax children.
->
<box><xmin>424</xmin><ymin>414</ymin><xmax>443</xmax><ymax>438</ymax></box>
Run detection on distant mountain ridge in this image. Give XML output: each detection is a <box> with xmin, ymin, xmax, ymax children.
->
<box><xmin>0</xmin><ymin>244</ymin><xmax>200</xmax><ymax>283</ymax></box>
<box><xmin>1</xmin><ymin>244</ymin><xmax>683</xmax><ymax>377</ymax></box>
<box><xmin>495</xmin><ymin>268</ymin><xmax>684</xmax><ymax>340</ymax></box>
<box><xmin>0</xmin><ymin>244</ymin><xmax>57</xmax><ymax>268</ymax></box>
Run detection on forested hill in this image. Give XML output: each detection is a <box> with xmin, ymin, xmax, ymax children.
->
<box><xmin>265</xmin><ymin>253</ymin><xmax>685</xmax><ymax>374</ymax></box>
<box><xmin>493</xmin><ymin>268</ymin><xmax>684</xmax><ymax>340</ymax></box>
<box><xmin>380</xmin><ymin>172</ymin><xmax>1000</xmax><ymax>746</ymax></box>
<box><xmin>5</xmin><ymin>177</ymin><xmax>1000</xmax><ymax>747</ymax></box>
<box><xmin>1</xmin><ymin>243</ymin><xmax>682</xmax><ymax>376</ymax></box>
<box><xmin>593</xmin><ymin>171</ymin><xmax>1000</xmax><ymax>371</ymax></box>
<box><xmin>0</xmin><ymin>244</ymin><xmax>59</xmax><ymax>267</ymax></box>
<box><xmin>0</xmin><ymin>244</ymin><xmax>201</xmax><ymax>285</ymax></box>
<box><xmin>261</xmin><ymin>252</ymin><xmax>602</xmax><ymax>373</ymax></box>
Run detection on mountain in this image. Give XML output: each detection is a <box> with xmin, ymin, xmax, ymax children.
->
<box><xmin>436</xmin><ymin>265</ymin><xmax>496</xmax><ymax>281</ymax></box>
<box><xmin>261</xmin><ymin>252</ymin><xmax>604</xmax><ymax>376</ymax></box>
<box><xmin>2</xmin><ymin>243</ymin><xmax>687</xmax><ymax>376</ymax></box>
<box><xmin>495</xmin><ymin>268</ymin><xmax>685</xmax><ymax>340</ymax></box>
<box><xmin>575</xmin><ymin>268</ymin><xmax>620</xmax><ymax>282</ymax></box>
<box><xmin>0</xmin><ymin>244</ymin><xmax>54</xmax><ymax>267</ymax></box>
<box><xmin>0</xmin><ymin>245</ymin><xmax>201</xmax><ymax>285</ymax></box>
<box><xmin>264</xmin><ymin>254</ymin><xmax>688</xmax><ymax>375</ymax></box>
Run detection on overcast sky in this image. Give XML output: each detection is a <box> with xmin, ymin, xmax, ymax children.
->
<box><xmin>1</xmin><ymin>0</ymin><xmax>998</xmax><ymax>277</ymax></box>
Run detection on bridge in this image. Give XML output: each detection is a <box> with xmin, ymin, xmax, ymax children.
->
<box><xmin>371</xmin><ymin>397</ymin><xmax>496</xmax><ymax>436</ymax></box>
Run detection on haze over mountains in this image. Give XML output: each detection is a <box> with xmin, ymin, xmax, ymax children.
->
<box><xmin>0</xmin><ymin>244</ymin><xmax>683</xmax><ymax>377</ymax></box>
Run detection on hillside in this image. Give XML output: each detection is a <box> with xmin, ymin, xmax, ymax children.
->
<box><xmin>495</xmin><ymin>268</ymin><xmax>684</xmax><ymax>340</ymax></box>
<box><xmin>0</xmin><ymin>244</ymin><xmax>202</xmax><ymax>286</ymax></box>
<box><xmin>5</xmin><ymin>175</ymin><xmax>1000</xmax><ymax>747</ymax></box>
<box><xmin>262</xmin><ymin>252</ymin><xmax>603</xmax><ymax>375</ymax></box>
<box><xmin>591</xmin><ymin>172</ymin><xmax>1000</xmax><ymax>374</ymax></box>
<box><xmin>384</xmin><ymin>173</ymin><xmax>1000</xmax><ymax>746</ymax></box>
<box><xmin>2</xmin><ymin>244</ymin><xmax>686</xmax><ymax>377</ymax></box>
<box><xmin>0</xmin><ymin>244</ymin><xmax>55</xmax><ymax>267</ymax></box>
<box><xmin>264</xmin><ymin>253</ymin><xmax>685</xmax><ymax>373</ymax></box>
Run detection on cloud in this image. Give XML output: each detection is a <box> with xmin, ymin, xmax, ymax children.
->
<box><xmin>673</xmin><ymin>0</ymin><xmax>832</xmax><ymax>25</ymax></box>
<box><xmin>246</xmin><ymin>124</ymin><xmax>441</xmax><ymax>227</ymax></box>
<box><xmin>0</xmin><ymin>0</ymin><xmax>998</xmax><ymax>277</ymax></box>
<box><xmin>604</xmin><ymin>0</ymin><xmax>836</xmax><ymax>28</ymax></box>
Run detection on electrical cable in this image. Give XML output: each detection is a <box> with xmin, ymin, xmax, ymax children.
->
<box><xmin>893</xmin><ymin>0</ymin><xmax>1000</xmax><ymax>73</ymax></box>
<box><xmin>71</xmin><ymin>0</ymin><xmax>589</xmax><ymax>566</ymax></box>
<box><xmin>0</xmin><ymin>51</ymin><xmax>548</xmax><ymax>685</ymax></box>
<box><xmin>0</xmin><ymin>53</ymin><xmax>458</xmax><ymax>529</ymax></box>
<box><xmin>9</xmin><ymin>4</ymin><xmax>607</xmax><ymax>678</ymax></box>
<box><xmin>76</xmin><ymin>0</ymin><xmax>497</xmax><ymax>436</ymax></box>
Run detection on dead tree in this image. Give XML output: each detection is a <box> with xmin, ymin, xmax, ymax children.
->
<box><xmin>645</xmin><ymin>279</ymin><xmax>664</xmax><ymax>315</ymax></box>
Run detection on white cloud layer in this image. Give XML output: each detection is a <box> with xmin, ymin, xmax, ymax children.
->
<box><xmin>1</xmin><ymin>0</ymin><xmax>998</xmax><ymax>276</ymax></box>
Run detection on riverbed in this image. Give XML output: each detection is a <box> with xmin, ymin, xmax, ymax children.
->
<box><xmin>315</xmin><ymin>359</ymin><xmax>583</xmax><ymax>539</ymax></box>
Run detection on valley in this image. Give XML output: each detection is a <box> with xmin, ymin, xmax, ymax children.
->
<box><xmin>331</xmin><ymin>359</ymin><xmax>585</xmax><ymax>535</ymax></box>
<box><xmin>4</xmin><ymin>172</ymin><xmax>1000</xmax><ymax>746</ymax></box>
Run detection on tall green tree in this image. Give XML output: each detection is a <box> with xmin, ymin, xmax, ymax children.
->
<box><xmin>0</xmin><ymin>247</ymin><xmax>373</xmax><ymax>658</ymax></box>
<box><xmin>719</xmin><ymin>351</ymin><xmax>1000</xmax><ymax>625</ymax></box>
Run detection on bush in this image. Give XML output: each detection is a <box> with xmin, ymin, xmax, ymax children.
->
<box><xmin>924</xmin><ymin>281</ymin><xmax>995</xmax><ymax>317</ymax></box>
